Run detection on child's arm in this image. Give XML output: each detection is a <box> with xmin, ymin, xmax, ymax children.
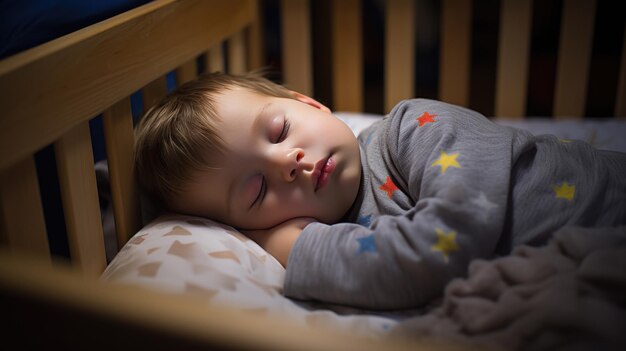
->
<box><xmin>242</xmin><ymin>217</ymin><xmax>316</xmax><ymax>267</ymax></box>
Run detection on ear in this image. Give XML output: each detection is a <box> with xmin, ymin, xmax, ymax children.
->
<box><xmin>290</xmin><ymin>90</ymin><xmax>331</xmax><ymax>113</ymax></box>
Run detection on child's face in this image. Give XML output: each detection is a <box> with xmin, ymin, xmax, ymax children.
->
<box><xmin>176</xmin><ymin>87</ymin><xmax>362</xmax><ymax>230</ymax></box>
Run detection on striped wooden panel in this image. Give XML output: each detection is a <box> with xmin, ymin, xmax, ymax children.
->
<box><xmin>553</xmin><ymin>0</ymin><xmax>596</xmax><ymax>118</ymax></box>
<box><xmin>103</xmin><ymin>97</ymin><xmax>142</xmax><ymax>249</ymax></box>
<box><xmin>281</xmin><ymin>0</ymin><xmax>313</xmax><ymax>96</ymax></box>
<box><xmin>0</xmin><ymin>157</ymin><xmax>50</xmax><ymax>260</ymax></box>
<box><xmin>440</xmin><ymin>0</ymin><xmax>472</xmax><ymax>107</ymax></box>
<box><xmin>385</xmin><ymin>0</ymin><xmax>415</xmax><ymax>114</ymax></box>
<box><xmin>54</xmin><ymin>121</ymin><xmax>106</xmax><ymax>275</ymax></box>
<box><xmin>332</xmin><ymin>0</ymin><xmax>363</xmax><ymax>112</ymax></box>
<box><xmin>495</xmin><ymin>0</ymin><xmax>532</xmax><ymax>118</ymax></box>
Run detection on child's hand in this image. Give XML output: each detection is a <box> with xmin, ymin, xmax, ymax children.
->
<box><xmin>241</xmin><ymin>217</ymin><xmax>316</xmax><ymax>267</ymax></box>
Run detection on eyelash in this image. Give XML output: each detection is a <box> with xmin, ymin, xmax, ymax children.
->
<box><xmin>251</xmin><ymin>176</ymin><xmax>267</xmax><ymax>208</ymax></box>
<box><xmin>275</xmin><ymin>118</ymin><xmax>290</xmax><ymax>143</ymax></box>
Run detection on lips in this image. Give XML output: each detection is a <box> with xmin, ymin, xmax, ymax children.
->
<box><xmin>313</xmin><ymin>155</ymin><xmax>336</xmax><ymax>191</ymax></box>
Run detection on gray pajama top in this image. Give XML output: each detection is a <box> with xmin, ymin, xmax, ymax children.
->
<box><xmin>284</xmin><ymin>99</ymin><xmax>626</xmax><ymax>309</ymax></box>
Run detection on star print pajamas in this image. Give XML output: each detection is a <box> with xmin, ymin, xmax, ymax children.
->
<box><xmin>284</xmin><ymin>98</ymin><xmax>626</xmax><ymax>309</ymax></box>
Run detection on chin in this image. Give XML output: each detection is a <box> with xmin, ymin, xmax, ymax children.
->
<box><xmin>318</xmin><ymin>206</ymin><xmax>347</xmax><ymax>224</ymax></box>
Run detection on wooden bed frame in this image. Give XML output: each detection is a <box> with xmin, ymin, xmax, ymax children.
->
<box><xmin>0</xmin><ymin>0</ymin><xmax>623</xmax><ymax>349</ymax></box>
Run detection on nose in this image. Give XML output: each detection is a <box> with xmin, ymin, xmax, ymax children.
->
<box><xmin>274</xmin><ymin>148</ymin><xmax>305</xmax><ymax>182</ymax></box>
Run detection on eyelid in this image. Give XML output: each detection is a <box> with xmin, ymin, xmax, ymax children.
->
<box><xmin>276</xmin><ymin>118</ymin><xmax>290</xmax><ymax>143</ymax></box>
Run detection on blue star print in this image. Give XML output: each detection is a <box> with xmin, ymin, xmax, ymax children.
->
<box><xmin>364</xmin><ymin>131</ymin><xmax>374</xmax><ymax>146</ymax></box>
<box><xmin>357</xmin><ymin>214</ymin><xmax>372</xmax><ymax>227</ymax></box>
<box><xmin>357</xmin><ymin>234</ymin><xmax>377</xmax><ymax>254</ymax></box>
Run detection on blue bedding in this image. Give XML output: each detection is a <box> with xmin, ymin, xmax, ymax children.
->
<box><xmin>1</xmin><ymin>0</ymin><xmax>151</xmax><ymax>59</ymax></box>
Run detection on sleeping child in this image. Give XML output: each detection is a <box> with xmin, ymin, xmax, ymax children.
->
<box><xmin>134</xmin><ymin>72</ymin><xmax>626</xmax><ymax>310</ymax></box>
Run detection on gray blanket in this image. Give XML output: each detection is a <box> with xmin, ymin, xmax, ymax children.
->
<box><xmin>390</xmin><ymin>225</ymin><xmax>626</xmax><ymax>351</ymax></box>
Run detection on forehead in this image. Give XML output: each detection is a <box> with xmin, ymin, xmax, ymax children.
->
<box><xmin>215</xmin><ymin>87</ymin><xmax>268</xmax><ymax>121</ymax></box>
<box><xmin>212</xmin><ymin>88</ymin><xmax>270</xmax><ymax>154</ymax></box>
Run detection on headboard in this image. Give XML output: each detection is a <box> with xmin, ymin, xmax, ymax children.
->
<box><xmin>0</xmin><ymin>0</ymin><xmax>623</xmax><ymax>349</ymax></box>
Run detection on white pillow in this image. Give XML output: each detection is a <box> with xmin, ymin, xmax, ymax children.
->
<box><xmin>335</xmin><ymin>111</ymin><xmax>381</xmax><ymax>136</ymax></box>
<box><xmin>102</xmin><ymin>214</ymin><xmax>399</xmax><ymax>337</ymax></box>
<box><xmin>102</xmin><ymin>215</ymin><xmax>285</xmax><ymax>307</ymax></box>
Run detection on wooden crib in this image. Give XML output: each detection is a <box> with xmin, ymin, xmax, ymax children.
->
<box><xmin>0</xmin><ymin>0</ymin><xmax>623</xmax><ymax>349</ymax></box>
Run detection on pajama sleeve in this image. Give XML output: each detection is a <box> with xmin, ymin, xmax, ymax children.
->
<box><xmin>284</xmin><ymin>99</ymin><xmax>517</xmax><ymax>309</ymax></box>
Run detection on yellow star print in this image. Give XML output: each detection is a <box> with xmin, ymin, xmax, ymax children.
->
<box><xmin>431</xmin><ymin>228</ymin><xmax>459</xmax><ymax>263</ymax></box>
<box><xmin>431</xmin><ymin>151</ymin><xmax>461</xmax><ymax>174</ymax></box>
<box><xmin>553</xmin><ymin>182</ymin><xmax>575</xmax><ymax>201</ymax></box>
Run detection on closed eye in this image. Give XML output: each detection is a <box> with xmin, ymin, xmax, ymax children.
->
<box><xmin>275</xmin><ymin>118</ymin><xmax>290</xmax><ymax>143</ymax></box>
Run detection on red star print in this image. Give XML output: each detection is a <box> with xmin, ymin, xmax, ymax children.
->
<box><xmin>416</xmin><ymin>111</ymin><xmax>437</xmax><ymax>127</ymax></box>
<box><xmin>379</xmin><ymin>176</ymin><xmax>399</xmax><ymax>198</ymax></box>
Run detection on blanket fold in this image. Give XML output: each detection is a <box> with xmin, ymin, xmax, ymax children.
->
<box><xmin>390</xmin><ymin>226</ymin><xmax>626</xmax><ymax>351</ymax></box>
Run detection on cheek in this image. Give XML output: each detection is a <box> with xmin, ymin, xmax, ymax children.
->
<box><xmin>265</xmin><ymin>191</ymin><xmax>319</xmax><ymax>217</ymax></box>
<box><xmin>301</xmin><ymin>121</ymin><xmax>345</xmax><ymax>148</ymax></box>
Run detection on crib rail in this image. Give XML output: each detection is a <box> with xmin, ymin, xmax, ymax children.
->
<box><xmin>0</xmin><ymin>250</ymin><xmax>433</xmax><ymax>351</ymax></box>
<box><xmin>0</xmin><ymin>0</ymin><xmax>260</xmax><ymax>273</ymax></box>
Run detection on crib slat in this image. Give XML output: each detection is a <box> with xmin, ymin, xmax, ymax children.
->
<box><xmin>0</xmin><ymin>157</ymin><xmax>50</xmax><ymax>260</ymax></box>
<box><xmin>228</xmin><ymin>31</ymin><xmax>247</xmax><ymax>75</ymax></box>
<box><xmin>281</xmin><ymin>0</ymin><xmax>313</xmax><ymax>96</ymax></box>
<box><xmin>440</xmin><ymin>0</ymin><xmax>472</xmax><ymax>107</ymax></box>
<box><xmin>495</xmin><ymin>0</ymin><xmax>532</xmax><ymax>118</ymax></box>
<box><xmin>385</xmin><ymin>0</ymin><xmax>415</xmax><ymax>114</ymax></box>
<box><xmin>55</xmin><ymin>121</ymin><xmax>106</xmax><ymax>275</ymax></box>
<box><xmin>616</xmin><ymin>21</ymin><xmax>626</xmax><ymax>117</ymax></box>
<box><xmin>103</xmin><ymin>98</ymin><xmax>142</xmax><ymax>249</ymax></box>
<box><xmin>142</xmin><ymin>76</ymin><xmax>168</xmax><ymax>112</ymax></box>
<box><xmin>553</xmin><ymin>0</ymin><xmax>596</xmax><ymax>118</ymax></box>
<box><xmin>332</xmin><ymin>0</ymin><xmax>363</xmax><ymax>112</ymax></box>
<box><xmin>175</xmin><ymin>59</ymin><xmax>198</xmax><ymax>86</ymax></box>
<box><xmin>206</xmin><ymin>45</ymin><xmax>225</xmax><ymax>73</ymax></box>
<box><xmin>247</xmin><ymin>0</ymin><xmax>263</xmax><ymax>72</ymax></box>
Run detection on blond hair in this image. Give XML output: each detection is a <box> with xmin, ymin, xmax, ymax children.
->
<box><xmin>134</xmin><ymin>72</ymin><xmax>294</xmax><ymax>209</ymax></box>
